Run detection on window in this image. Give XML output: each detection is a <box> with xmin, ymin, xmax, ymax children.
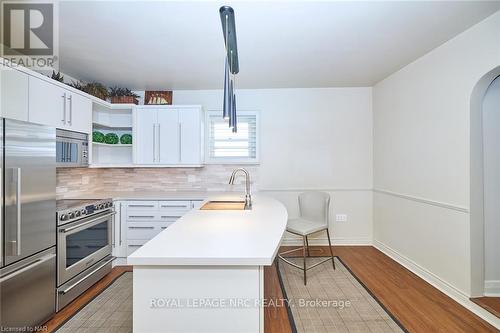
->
<box><xmin>206</xmin><ymin>110</ymin><xmax>259</xmax><ymax>163</ymax></box>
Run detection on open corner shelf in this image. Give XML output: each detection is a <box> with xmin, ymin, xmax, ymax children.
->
<box><xmin>93</xmin><ymin>122</ymin><xmax>132</xmax><ymax>131</ymax></box>
<box><xmin>92</xmin><ymin>142</ymin><xmax>132</xmax><ymax>147</ymax></box>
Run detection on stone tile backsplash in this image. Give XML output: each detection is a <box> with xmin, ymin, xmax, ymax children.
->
<box><xmin>56</xmin><ymin>165</ymin><xmax>259</xmax><ymax>199</ymax></box>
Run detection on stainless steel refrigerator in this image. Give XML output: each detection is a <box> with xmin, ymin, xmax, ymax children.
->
<box><xmin>0</xmin><ymin>118</ymin><xmax>57</xmax><ymax>330</ymax></box>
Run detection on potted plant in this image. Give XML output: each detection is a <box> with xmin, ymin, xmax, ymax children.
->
<box><xmin>68</xmin><ymin>81</ymin><xmax>109</xmax><ymax>101</ymax></box>
<box><xmin>83</xmin><ymin>82</ymin><xmax>109</xmax><ymax>101</ymax></box>
<box><xmin>109</xmin><ymin>86</ymin><xmax>140</xmax><ymax>105</ymax></box>
<box><xmin>50</xmin><ymin>70</ymin><xmax>64</xmax><ymax>82</ymax></box>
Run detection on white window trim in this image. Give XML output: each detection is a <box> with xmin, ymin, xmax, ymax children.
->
<box><xmin>205</xmin><ymin>109</ymin><xmax>260</xmax><ymax>165</ymax></box>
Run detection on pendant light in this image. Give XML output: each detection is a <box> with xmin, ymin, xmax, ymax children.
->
<box><xmin>220</xmin><ymin>6</ymin><xmax>239</xmax><ymax>131</ymax></box>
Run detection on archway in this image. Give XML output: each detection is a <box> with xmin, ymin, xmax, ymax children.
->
<box><xmin>470</xmin><ymin>66</ymin><xmax>500</xmax><ymax>303</ymax></box>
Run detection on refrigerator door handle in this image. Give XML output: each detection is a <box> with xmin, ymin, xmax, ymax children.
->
<box><xmin>0</xmin><ymin>253</ymin><xmax>56</xmax><ymax>283</ymax></box>
<box><xmin>13</xmin><ymin>168</ymin><xmax>22</xmax><ymax>256</ymax></box>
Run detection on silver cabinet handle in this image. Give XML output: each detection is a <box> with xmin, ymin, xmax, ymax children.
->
<box><xmin>161</xmin><ymin>204</ymin><xmax>188</xmax><ymax>208</ymax></box>
<box><xmin>13</xmin><ymin>168</ymin><xmax>21</xmax><ymax>256</ymax></box>
<box><xmin>128</xmin><ymin>215</ymin><xmax>154</xmax><ymax>219</ymax></box>
<box><xmin>178</xmin><ymin>122</ymin><xmax>182</xmax><ymax>163</ymax></box>
<box><xmin>68</xmin><ymin>95</ymin><xmax>73</xmax><ymax>125</ymax></box>
<box><xmin>62</xmin><ymin>93</ymin><xmax>66</xmax><ymax>124</ymax></box>
<box><xmin>58</xmin><ymin>256</ymin><xmax>116</xmax><ymax>295</ymax></box>
<box><xmin>161</xmin><ymin>227</ymin><xmax>168</xmax><ymax>230</ymax></box>
<box><xmin>161</xmin><ymin>216</ymin><xmax>181</xmax><ymax>219</ymax></box>
<box><xmin>128</xmin><ymin>226</ymin><xmax>154</xmax><ymax>229</ymax></box>
<box><xmin>128</xmin><ymin>245</ymin><xmax>142</xmax><ymax>248</ymax></box>
<box><xmin>128</xmin><ymin>204</ymin><xmax>155</xmax><ymax>208</ymax></box>
<box><xmin>111</xmin><ymin>208</ymin><xmax>115</xmax><ymax>247</ymax></box>
<box><xmin>152</xmin><ymin>124</ymin><xmax>156</xmax><ymax>162</ymax></box>
<box><xmin>60</xmin><ymin>211</ymin><xmax>116</xmax><ymax>233</ymax></box>
<box><xmin>158</xmin><ymin>123</ymin><xmax>161</xmax><ymax>162</ymax></box>
<box><xmin>0</xmin><ymin>253</ymin><xmax>56</xmax><ymax>283</ymax></box>
<box><xmin>119</xmin><ymin>203</ymin><xmax>122</xmax><ymax>246</ymax></box>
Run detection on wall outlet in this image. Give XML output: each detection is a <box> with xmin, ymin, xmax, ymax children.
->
<box><xmin>335</xmin><ymin>214</ymin><xmax>348</xmax><ymax>222</ymax></box>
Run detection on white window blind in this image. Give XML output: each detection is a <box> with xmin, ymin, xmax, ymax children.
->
<box><xmin>208</xmin><ymin>112</ymin><xmax>258</xmax><ymax>162</ymax></box>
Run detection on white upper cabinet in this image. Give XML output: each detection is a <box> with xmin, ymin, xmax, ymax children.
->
<box><xmin>134</xmin><ymin>106</ymin><xmax>203</xmax><ymax>166</ymax></box>
<box><xmin>179</xmin><ymin>107</ymin><xmax>202</xmax><ymax>164</ymax></box>
<box><xmin>29</xmin><ymin>76</ymin><xmax>92</xmax><ymax>133</ymax></box>
<box><xmin>0</xmin><ymin>64</ymin><xmax>29</xmax><ymax>121</ymax></box>
<box><xmin>158</xmin><ymin>110</ymin><xmax>179</xmax><ymax>164</ymax></box>
<box><xmin>29</xmin><ymin>76</ymin><xmax>66</xmax><ymax>128</ymax></box>
<box><xmin>68</xmin><ymin>91</ymin><xmax>92</xmax><ymax>133</ymax></box>
<box><xmin>134</xmin><ymin>108</ymin><xmax>157</xmax><ymax>164</ymax></box>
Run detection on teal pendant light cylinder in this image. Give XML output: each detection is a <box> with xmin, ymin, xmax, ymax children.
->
<box><xmin>230</xmin><ymin>93</ymin><xmax>237</xmax><ymax>132</ymax></box>
<box><xmin>223</xmin><ymin>59</ymin><xmax>231</xmax><ymax>120</ymax></box>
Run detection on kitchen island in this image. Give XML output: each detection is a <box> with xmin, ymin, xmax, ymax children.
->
<box><xmin>128</xmin><ymin>194</ymin><xmax>288</xmax><ymax>333</ymax></box>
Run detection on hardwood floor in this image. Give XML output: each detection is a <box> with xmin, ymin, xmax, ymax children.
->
<box><xmin>44</xmin><ymin>265</ymin><xmax>132</xmax><ymax>332</ymax></box>
<box><xmin>45</xmin><ymin>247</ymin><xmax>499</xmax><ymax>333</ymax></box>
<box><xmin>472</xmin><ymin>297</ymin><xmax>500</xmax><ymax>319</ymax></box>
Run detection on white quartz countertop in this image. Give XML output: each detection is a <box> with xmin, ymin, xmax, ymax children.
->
<box><xmin>127</xmin><ymin>194</ymin><xmax>288</xmax><ymax>266</ymax></box>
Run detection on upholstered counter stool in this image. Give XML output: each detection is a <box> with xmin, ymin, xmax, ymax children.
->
<box><xmin>278</xmin><ymin>191</ymin><xmax>335</xmax><ymax>285</ymax></box>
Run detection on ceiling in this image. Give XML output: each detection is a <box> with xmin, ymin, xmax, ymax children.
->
<box><xmin>59</xmin><ymin>1</ymin><xmax>500</xmax><ymax>90</ymax></box>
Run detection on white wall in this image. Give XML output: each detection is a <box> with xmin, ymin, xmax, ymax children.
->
<box><xmin>373</xmin><ymin>9</ymin><xmax>500</xmax><ymax>303</ymax></box>
<box><xmin>482</xmin><ymin>76</ymin><xmax>500</xmax><ymax>296</ymax></box>
<box><xmin>173</xmin><ymin>88</ymin><xmax>373</xmax><ymax>244</ymax></box>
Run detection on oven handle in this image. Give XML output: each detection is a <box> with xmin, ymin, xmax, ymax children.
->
<box><xmin>59</xmin><ymin>212</ymin><xmax>116</xmax><ymax>234</ymax></box>
<box><xmin>58</xmin><ymin>256</ymin><xmax>116</xmax><ymax>295</ymax></box>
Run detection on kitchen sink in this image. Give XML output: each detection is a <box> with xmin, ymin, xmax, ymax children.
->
<box><xmin>200</xmin><ymin>201</ymin><xmax>247</xmax><ymax>210</ymax></box>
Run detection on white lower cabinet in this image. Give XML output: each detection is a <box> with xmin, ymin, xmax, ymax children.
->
<box><xmin>113</xmin><ymin>199</ymin><xmax>203</xmax><ymax>261</ymax></box>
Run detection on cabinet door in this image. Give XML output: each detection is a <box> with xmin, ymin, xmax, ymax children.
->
<box><xmin>67</xmin><ymin>93</ymin><xmax>92</xmax><ymax>133</ymax></box>
<box><xmin>179</xmin><ymin>108</ymin><xmax>202</xmax><ymax>164</ymax></box>
<box><xmin>158</xmin><ymin>109</ymin><xmax>180</xmax><ymax>164</ymax></box>
<box><xmin>134</xmin><ymin>108</ymin><xmax>157</xmax><ymax>164</ymax></box>
<box><xmin>29</xmin><ymin>77</ymin><xmax>66</xmax><ymax>128</ymax></box>
<box><xmin>0</xmin><ymin>65</ymin><xmax>29</xmax><ymax>121</ymax></box>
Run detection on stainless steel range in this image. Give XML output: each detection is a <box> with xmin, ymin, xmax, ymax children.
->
<box><xmin>56</xmin><ymin>198</ymin><xmax>115</xmax><ymax>311</ymax></box>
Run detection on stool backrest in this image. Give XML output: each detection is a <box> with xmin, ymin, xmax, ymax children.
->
<box><xmin>298</xmin><ymin>191</ymin><xmax>330</xmax><ymax>226</ymax></box>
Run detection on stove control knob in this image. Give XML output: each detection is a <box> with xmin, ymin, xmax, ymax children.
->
<box><xmin>106</xmin><ymin>202</ymin><xmax>112</xmax><ymax>208</ymax></box>
<box><xmin>81</xmin><ymin>209</ymin><xmax>86</xmax><ymax>215</ymax></box>
<box><xmin>60</xmin><ymin>214</ymin><xmax>68</xmax><ymax>221</ymax></box>
<box><xmin>74</xmin><ymin>210</ymin><xmax>81</xmax><ymax>217</ymax></box>
<box><xmin>68</xmin><ymin>212</ymin><xmax>75</xmax><ymax>219</ymax></box>
<box><xmin>99</xmin><ymin>204</ymin><xmax>105</xmax><ymax>209</ymax></box>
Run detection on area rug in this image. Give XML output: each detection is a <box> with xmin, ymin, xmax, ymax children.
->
<box><xmin>277</xmin><ymin>256</ymin><xmax>407</xmax><ymax>333</ymax></box>
<box><xmin>54</xmin><ymin>272</ymin><xmax>132</xmax><ymax>333</ymax></box>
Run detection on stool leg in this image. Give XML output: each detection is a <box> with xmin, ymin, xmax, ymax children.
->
<box><xmin>326</xmin><ymin>228</ymin><xmax>335</xmax><ymax>270</ymax></box>
<box><xmin>303</xmin><ymin>235</ymin><xmax>307</xmax><ymax>285</ymax></box>
<box><xmin>305</xmin><ymin>235</ymin><xmax>310</xmax><ymax>257</ymax></box>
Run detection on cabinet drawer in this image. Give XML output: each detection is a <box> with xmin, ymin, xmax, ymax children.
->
<box><xmin>125</xmin><ymin>201</ymin><xmax>158</xmax><ymax>210</ymax></box>
<box><xmin>127</xmin><ymin>222</ymin><xmax>159</xmax><ymax>239</ymax></box>
<box><xmin>126</xmin><ymin>211</ymin><xmax>160</xmax><ymax>222</ymax></box>
<box><xmin>158</xmin><ymin>213</ymin><xmax>183</xmax><ymax>223</ymax></box>
<box><xmin>127</xmin><ymin>221</ymin><xmax>176</xmax><ymax>239</ymax></box>
<box><xmin>158</xmin><ymin>200</ymin><xmax>191</xmax><ymax>211</ymax></box>
<box><xmin>127</xmin><ymin>239</ymin><xmax>148</xmax><ymax>256</ymax></box>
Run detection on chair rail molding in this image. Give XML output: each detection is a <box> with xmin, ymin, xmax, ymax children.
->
<box><xmin>373</xmin><ymin>188</ymin><xmax>469</xmax><ymax>213</ymax></box>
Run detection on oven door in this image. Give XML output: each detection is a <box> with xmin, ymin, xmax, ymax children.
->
<box><xmin>57</xmin><ymin>211</ymin><xmax>114</xmax><ymax>286</ymax></box>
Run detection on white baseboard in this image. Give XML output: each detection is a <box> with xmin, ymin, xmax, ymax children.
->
<box><xmin>373</xmin><ymin>240</ymin><xmax>500</xmax><ymax>329</ymax></box>
<box><xmin>485</xmin><ymin>280</ymin><xmax>500</xmax><ymax>296</ymax></box>
<box><xmin>281</xmin><ymin>237</ymin><xmax>372</xmax><ymax>246</ymax></box>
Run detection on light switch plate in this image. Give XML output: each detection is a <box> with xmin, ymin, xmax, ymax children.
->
<box><xmin>335</xmin><ymin>214</ymin><xmax>347</xmax><ymax>222</ymax></box>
